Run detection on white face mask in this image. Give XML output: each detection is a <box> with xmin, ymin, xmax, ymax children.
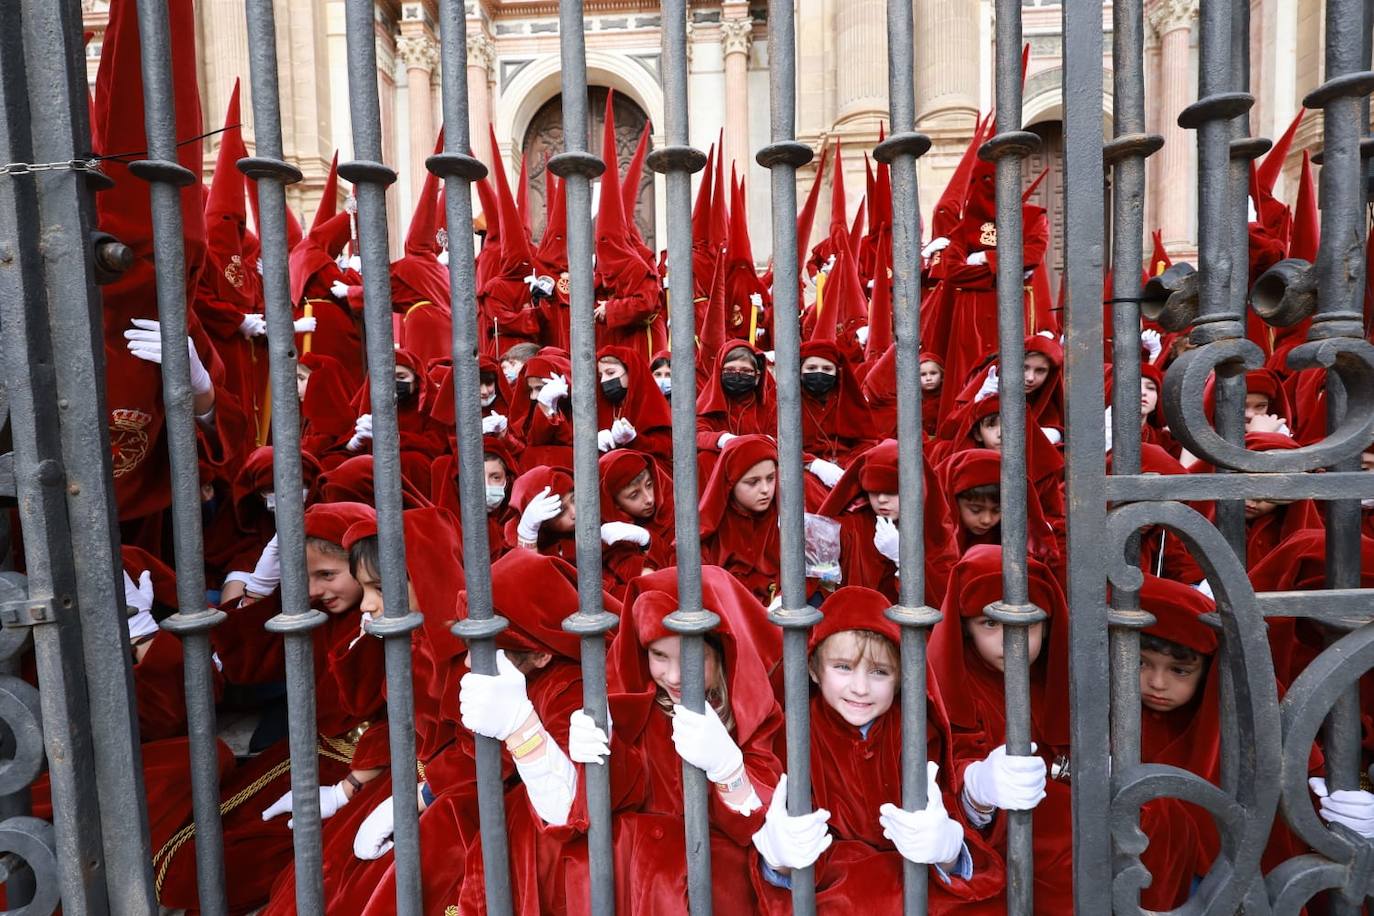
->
<box><xmin>481</xmin><ymin>393</ymin><xmax>497</xmax><ymax>407</ymax></box>
<box><xmin>485</xmin><ymin>485</ymin><xmax>507</xmax><ymax>510</ymax></box>
<box><xmin>656</xmin><ymin>377</ymin><xmax>671</xmax><ymax>397</ymax></box>
<box><xmin>504</xmin><ymin>367</ymin><xmax>520</xmax><ymax>384</ymax></box>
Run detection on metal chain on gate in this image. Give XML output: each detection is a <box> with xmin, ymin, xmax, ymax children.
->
<box><xmin>0</xmin><ymin>158</ymin><xmax>102</xmax><ymax>176</ymax></box>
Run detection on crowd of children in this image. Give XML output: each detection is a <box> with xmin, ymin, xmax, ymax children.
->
<box><xmin>38</xmin><ymin>0</ymin><xmax>1374</xmax><ymax>911</ymax></box>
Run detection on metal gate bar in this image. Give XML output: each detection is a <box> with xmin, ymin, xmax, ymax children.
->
<box><xmin>126</xmin><ymin>0</ymin><xmax>230</xmax><ymax>911</ymax></box>
<box><xmin>239</xmin><ymin>0</ymin><xmax>329</xmax><ymax>911</ymax></box>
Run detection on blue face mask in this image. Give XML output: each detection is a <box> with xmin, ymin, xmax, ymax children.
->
<box><xmin>656</xmin><ymin>377</ymin><xmax>672</xmax><ymax>397</ymax></box>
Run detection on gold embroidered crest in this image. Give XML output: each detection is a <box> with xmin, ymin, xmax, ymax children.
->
<box><xmin>556</xmin><ymin>274</ymin><xmax>571</xmax><ymax>297</ymax></box>
<box><xmin>730</xmin><ymin>302</ymin><xmax>744</xmax><ymax>327</ymax></box>
<box><xmin>109</xmin><ymin>408</ymin><xmax>153</xmax><ymax>478</ymax></box>
<box><xmin>223</xmin><ymin>254</ymin><xmax>246</xmax><ymax>291</ymax></box>
<box><xmin>979</xmin><ymin>221</ymin><xmax>998</xmax><ymax>248</ymax></box>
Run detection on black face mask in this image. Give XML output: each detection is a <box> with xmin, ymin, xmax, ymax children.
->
<box><xmin>801</xmin><ymin>371</ymin><xmax>838</xmax><ymax>397</ymax></box>
<box><xmin>720</xmin><ymin>372</ymin><xmax>757</xmax><ymax>397</ymax></box>
<box><xmin>600</xmin><ymin>376</ymin><xmax>628</xmax><ymax>404</ymax></box>
<box><xmin>396</xmin><ymin>379</ymin><xmax>416</xmax><ymax>402</ymax></box>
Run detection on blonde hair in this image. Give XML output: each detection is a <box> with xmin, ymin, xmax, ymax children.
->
<box><xmin>654</xmin><ymin>637</ymin><xmax>736</xmax><ymax>734</ymax></box>
<box><xmin>809</xmin><ymin>629</ymin><xmax>900</xmax><ymax>680</ymax></box>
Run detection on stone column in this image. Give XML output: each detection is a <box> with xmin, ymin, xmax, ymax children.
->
<box><xmin>720</xmin><ymin>16</ymin><xmax>754</xmax><ymax>172</ymax></box>
<box><xmin>467</xmin><ymin>31</ymin><xmax>496</xmax><ymax>172</ymax></box>
<box><xmin>1148</xmin><ymin>0</ymin><xmax>1199</xmax><ymax>250</ymax></box>
<box><xmin>914</xmin><ymin>0</ymin><xmax>979</xmax><ymax>127</ymax></box>
<box><xmin>396</xmin><ymin>30</ymin><xmax>440</xmax><ymax>205</ymax></box>
<box><xmin>834</xmin><ymin>0</ymin><xmax>888</xmax><ymax>125</ymax></box>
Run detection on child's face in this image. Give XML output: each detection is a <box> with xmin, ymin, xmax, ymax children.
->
<box><xmin>1022</xmin><ymin>353</ymin><xmax>1052</xmax><ymax>395</ymax></box>
<box><xmin>356</xmin><ymin>562</ymin><xmax>420</xmax><ymax>622</ymax></box>
<box><xmin>919</xmin><ymin>361</ymin><xmax>943</xmax><ymax>392</ymax></box>
<box><xmin>1140</xmin><ymin>378</ymin><xmax>1159</xmax><ymax>417</ymax></box>
<box><xmin>965</xmin><ymin>616</ymin><xmax>1045</xmax><ymax>673</ymax></box>
<box><xmin>866</xmin><ymin>491</ymin><xmax>898</xmax><ymax>519</ymax></box>
<box><xmin>1243</xmin><ymin>498</ymin><xmax>1282</xmax><ymax>521</ymax></box>
<box><xmin>972</xmin><ymin>414</ymin><xmax>1002</xmax><ymax>452</ymax></box>
<box><xmin>484</xmin><ymin>458</ymin><xmax>508</xmax><ymax>490</ymax></box>
<box><xmin>957</xmin><ymin>495</ymin><xmax>1001</xmax><ymax>536</ymax></box>
<box><xmin>1139</xmin><ymin>647</ymin><xmax>1206</xmax><ymax>712</ymax></box>
<box><xmin>1243</xmin><ymin>393</ymin><xmax>1271</xmax><ymax>422</ymax></box>
<box><xmin>614</xmin><ymin>470</ymin><xmax>657</xmax><ymax>520</ymax></box>
<box><xmin>812</xmin><ymin>632</ymin><xmax>897</xmax><ymax>727</ymax></box>
<box><xmin>646</xmin><ymin>636</ymin><xmax>721</xmax><ymax>706</ymax></box>
<box><xmin>296</xmin><ymin>364</ymin><xmax>312</xmax><ymax>402</ymax></box>
<box><xmin>652</xmin><ymin>364</ymin><xmax>672</xmax><ymax>384</ymax></box>
<box><xmin>546</xmin><ymin>492</ymin><xmax>576</xmax><ymax>533</ymax></box>
<box><xmin>731</xmin><ymin>459</ymin><xmax>777</xmax><ymax>515</ymax></box>
<box><xmin>306</xmin><ymin>543</ymin><xmax>363</xmax><ymax>615</ymax></box>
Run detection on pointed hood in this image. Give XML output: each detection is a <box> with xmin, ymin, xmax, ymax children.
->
<box><xmin>1257</xmin><ymin>109</ymin><xmax>1306</xmax><ymax>196</ymax></box>
<box><xmin>723</xmin><ymin>169</ymin><xmax>768</xmax><ymax>341</ymax></box>
<box><xmin>488</xmin><ymin>124</ymin><xmax>534</xmax><ymax>275</ymax></box>
<box><xmin>594</xmin><ymin>91</ymin><xmax>657</xmax><ymax>292</ymax></box>
<box><xmin>1148</xmin><ymin>229</ymin><xmax>1171</xmax><ymax>277</ymax></box>
<box><xmin>710</xmin><ymin>129</ymin><xmax>729</xmax><ymax>254</ymax></box>
<box><xmin>200</xmin><ymin>80</ymin><xmax>256</xmax><ymax>311</ymax></box>
<box><xmin>1288</xmin><ymin>150</ymin><xmax>1318</xmax><ymax>262</ymax></box>
<box><xmin>515</xmin><ymin>152</ymin><xmax>532</xmax><ymax>238</ymax></box>
<box><xmin>796</xmin><ymin>140</ymin><xmax>827</xmax><ymax>270</ymax></box>
<box><xmin>311</xmin><ymin>151</ymin><xmax>341</xmax><ymax>233</ymax></box>
<box><xmin>932</xmin><ymin>112</ymin><xmax>990</xmax><ymax>241</ymax></box>
<box><xmin>865</xmin><ymin>223</ymin><xmax>893</xmax><ymax>361</ymax></box>
<box><xmin>94</xmin><ymin>0</ymin><xmax>206</xmax><ymax>309</ymax></box>
<box><xmin>692</xmin><ymin>143</ymin><xmax>715</xmax><ymax>245</ymax></box>
<box><xmin>288</xmin><ymin>209</ymin><xmax>352</xmax><ymax>304</ymax></box>
<box><xmin>621</xmin><ymin>122</ymin><xmax>651</xmax><ymax>220</ymax></box>
<box><xmin>534</xmin><ymin>169</ymin><xmax>568</xmax><ymax>278</ymax></box>
<box><xmin>205</xmin><ymin>81</ymin><xmax>247</xmax><ymax>228</ymax></box>
<box><xmin>828</xmin><ymin>142</ymin><xmax>848</xmax><ymax>237</ymax></box>
<box><xmin>405</xmin><ymin>129</ymin><xmax>446</xmax><ymax>257</ymax></box>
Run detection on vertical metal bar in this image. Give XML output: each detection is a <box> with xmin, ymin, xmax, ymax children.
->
<box><xmin>1060</xmin><ymin>0</ymin><xmax>1111</xmax><ymax>911</ymax></box>
<box><xmin>126</xmin><ymin>0</ymin><xmax>228</xmax><ymax>910</ymax></box>
<box><xmin>876</xmin><ymin>0</ymin><xmax>936</xmax><ymax>913</ymax></box>
<box><xmin>0</xmin><ymin>5</ymin><xmax>130</xmax><ymax>911</ymax></box>
<box><xmin>337</xmin><ymin>2</ymin><xmax>425</xmax><ymax>912</ymax></box>
<box><xmin>640</xmin><ymin>2</ymin><xmax>715</xmax><ymax>911</ymax></box>
<box><xmin>1308</xmin><ymin>6</ymin><xmax>1373</xmax><ymax>913</ymax></box>
<box><xmin>1103</xmin><ymin>0</ymin><xmax>1160</xmax><ymax>907</ymax></box>
<box><xmin>986</xmin><ymin>3</ymin><xmax>1038</xmax><ymax>912</ymax></box>
<box><xmin>757</xmin><ymin>0</ymin><xmax>821</xmax><ymax>910</ymax></box>
<box><xmin>237</xmin><ymin>2</ymin><xmax>329</xmax><ymax>912</ymax></box>
<box><xmin>430</xmin><ymin>4</ymin><xmax>516</xmax><ymax>915</ymax></box>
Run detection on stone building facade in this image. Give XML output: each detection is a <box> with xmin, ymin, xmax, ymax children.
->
<box><xmin>81</xmin><ymin>0</ymin><xmax>1345</xmax><ymax>285</ymax></box>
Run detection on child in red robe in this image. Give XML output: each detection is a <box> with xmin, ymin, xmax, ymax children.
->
<box><xmin>698</xmin><ymin>435</ymin><xmax>782</xmax><ymax>603</ymax></box>
<box><xmin>506</xmin><ymin>465</ymin><xmax>578</xmax><ymax>563</ymax></box>
<box><xmin>749</xmin><ymin>586</ymin><xmax>1006</xmax><ymax>913</ymax></box>
<box><xmin>598</xmin><ymin>449</ymin><xmax>676</xmax><ymax>592</ymax></box>
<box><xmin>595</xmin><ymin>345</ymin><xmax>673</xmax><ymax>464</ymax></box>
<box><xmin>798</xmin><ymin>340</ymin><xmax>880</xmax><ymax>475</ymax></box>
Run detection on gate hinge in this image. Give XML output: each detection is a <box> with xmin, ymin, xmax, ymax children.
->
<box><xmin>0</xmin><ymin>595</ymin><xmax>55</xmax><ymax>627</ymax></box>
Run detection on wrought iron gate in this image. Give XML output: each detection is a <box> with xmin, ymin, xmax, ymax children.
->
<box><xmin>0</xmin><ymin>0</ymin><xmax>1372</xmax><ymax>913</ymax></box>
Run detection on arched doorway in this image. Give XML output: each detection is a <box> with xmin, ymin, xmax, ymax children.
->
<box><xmin>521</xmin><ymin>87</ymin><xmax>656</xmax><ymax>249</ymax></box>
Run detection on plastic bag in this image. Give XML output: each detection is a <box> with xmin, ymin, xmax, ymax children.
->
<box><xmin>803</xmin><ymin>513</ymin><xmax>842</xmax><ymax>585</ymax></box>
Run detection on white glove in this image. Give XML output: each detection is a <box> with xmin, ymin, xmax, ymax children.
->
<box><xmin>921</xmin><ymin>237</ymin><xmax>951</xmax><ymax>258</ymax></box>
<box><xmin>262</xmin><ymin>782</ymin><xmax>350</xmax><ymax>828</ymax></box>
<box><xmin>1309</xmin><ymin>778</ymin><xmax>1374</xmax><ymax>837</ymax></box>
<box><xmin>536</xmin><ymin>373</ymin><xmax>568</xmax><ymax>410</ymax></box>
<box><xmin>255</xmin><ymin>258</ymin><xmax>264</xmax><ymax>276</ymax></box>
<box><xmin>601</xmin><ymin>522</ymin><xmax>650</xmax><ymax>547</ymax></box>
<box><xmin>751</xmin><ymin>774</ymin><xmax>833</xmax><ymax>871</ymax></box>
<box><xmin>517</xmin><ymin>486</ymin><xmax>563</xmax><ymax>542</ymax></box>
<box><xmin>524</xmin><ymin>272</ymin><xmax>555</xmax><ymax>298</ymax></box>
<box><xmin>1040</xmin><ymin>427</ymin><xmax>1063</xmax><ymax>446</ymax></box>
<box><xmin>293</xmin><ymin>316</ymin><xmax>318</xmax><ymax>335</ymax></box>
<box><xmin>671</xmin><ymin>703</ymin><xmax>745</xmax><ymax>782</ymax></box>
<box><xmin>1104</xmin><ymin>406</ymin><xmax>1113</xmax><ymax>454</ymax></box>
<box><xmin>1194</xmin><ymin>578</ymin><xmax>1215</xmax><ymax>600</ymax></box>
<box><xmin>873</xmin><ymin>516</ymin><xmax>900</xmax><ymax>564</ymax></box>
<box><xmin>808</xmin><ymin>458</ymin><xmax>844</xmax><ymax>488</ymax></box>
<box><xmin>975</xmin><ymin>366</ymin><xmax>1000</xmax><ymax>403</ymax></box>
<box><xmin>1140</xmin><ymin>328</ymin><xmax>1162</xmax><ymax>362</ymax></box>
<box><xmin>963</xmin><ymin>744</ymin><xmax>1047</xmax><ymax>812</ymax></box>
<box><xmin>238</xmin><ymin>314</ymin><xmax>268</xmax><ymax>338</ymax></box>
<box><xmin>437</xmin><ymin>249</ymin><xmax>450</xmax><ymax>266</ymax></box>
<box><xmin>346</xmin><ymin>413</ymin><xmax>373</xmax><ymax>452</ymax></box>
<box><xmin>353</xmin><ymin>792</ymin><xmax>410</xmax><ymax>860</ymax></box>
<box><xmin>330</xmin><ymin>280</ymin><xmax>352</xmax><ymax>299</ymax></box>
<box><xmin>596</xmin><ymin>429</ymin><xmax>616</xmax><ymax>452</ymax></box>
<box><xmin>124</xmin><ymin>319</ymin><xmax>213</xmax><ymax>396</ymax></box>
<box><xmin>482</xmin><ymin>413</ymin><xmax>508</xmax><ymax>435</ymax></box>
<box><xmin>967</xmin><ymin>251</ymin><xmax>989</xmax><ymax>267</ymax></box>
<box><xmin>347</xmin><ymin>255</ymin><xmax>363</xmax><ymax>273</ymax></box>
<box><xmin>610</xmin><ymin>417</ymin><xmax>637</xmax><ymax>446</ymax></box>
<box><xmin>335</xmin><ymin>252</ymin><xmax>350</xmax><ymax>271</ymax></box>
<box><xmin>245</xmin><ymin>534</ymin><xmax>282</xmax><ymax>598</ymax></box>
<box><xmin>879</xmin><ymin>762</ymin><xmax>966</xmax><ymax>866</ymax></box>
<box><xmin>717</xmin><ymin>432</ymin><xmax>737</xmax><ymax>449</ymax></box>
<box><xmin>764</xmin><ymin>350</ymin><xmax>776</xmax><ymax>364</ymax></box>
<box><xmin>568</xmin><ymin>709</ymin><xmax>612</xmax><ymax>765</ymax></box>
<box><xmin>123</xmin><ymin>569</ymin><xmax>159</xmax><ymax>641</ymax></box>
<box><xmin>460</xmin><ymin>650</ymin><xmax>535</xmax><ymax>741</ymax></box>
<box><xmin>855</xmin><ymin>326</ymin><xmax>870</xmax><ymax>347</ymax></box>
<box><xmin>1277</xmin><ymin>420</ymin><xmax>1292</xmax><ymax>437</ymax></box>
